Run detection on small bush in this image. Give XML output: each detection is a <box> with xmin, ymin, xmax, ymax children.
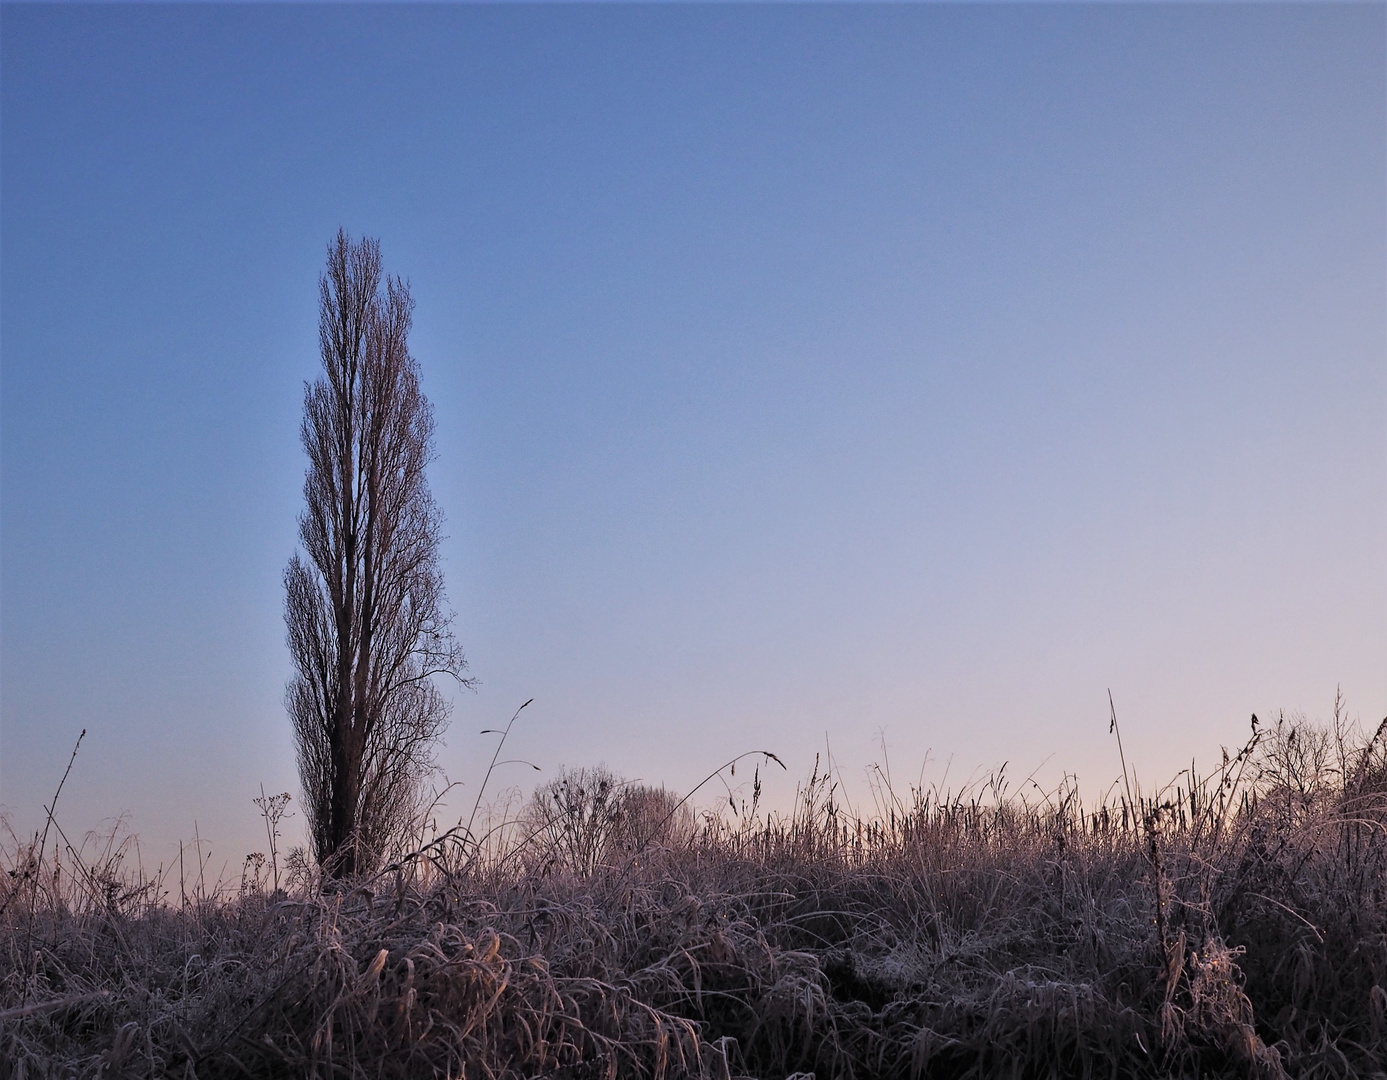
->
<box><xmin>523</xmin><ymin>767</ymin><xmax>695</xmax><ymax>877</ymax></box>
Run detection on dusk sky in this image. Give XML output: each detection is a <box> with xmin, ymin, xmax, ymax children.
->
<box><xmin>2</xmin><ymin>3</ymin><xmax>1383</xmax><ymax>869</ymax></box>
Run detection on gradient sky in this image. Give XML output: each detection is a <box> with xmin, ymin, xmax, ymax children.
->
<box><xmin>2</xmin><ymin>3</ymin><xmax>1384</xmax><ymax>869</ymax></box>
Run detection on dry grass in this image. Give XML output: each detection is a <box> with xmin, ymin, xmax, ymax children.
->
<box><xmin>5</xmin><ymin>702</ymin><xmax>1387</xmax><ymax>1079</ymax></box>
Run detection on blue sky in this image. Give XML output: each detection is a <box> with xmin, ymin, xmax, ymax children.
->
<box><xmin>2</xmin><ymin>3</ymin><xmax>1383</xmax><ymax>866</ymax></box>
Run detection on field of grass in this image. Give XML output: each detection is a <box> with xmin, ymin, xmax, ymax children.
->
<box><xmin>4</xmin><ymin>703</ymin><xmax>1386</xmax><ymax>1079</ymax></box>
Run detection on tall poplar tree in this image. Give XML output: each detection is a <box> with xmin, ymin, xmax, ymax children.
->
<box><xmin>285</xmin><ymin>231</ymin><xmax>469</xmax><ymax>877</ymax></box>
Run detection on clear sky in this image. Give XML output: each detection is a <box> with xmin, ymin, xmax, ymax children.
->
<box><xmin>2</xmin><ymin>3</ymin><xmax>1383</xmax><ymax>869</ymax></box>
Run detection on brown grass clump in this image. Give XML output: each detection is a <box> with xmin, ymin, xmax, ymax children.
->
<box><xmin>4</xmin><ymin>700</ymin><xmax>1387</xmax><ymax>1079</ymax></box>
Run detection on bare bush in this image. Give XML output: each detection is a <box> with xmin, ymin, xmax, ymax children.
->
<box><xmin>522</xmin><ymin>767</ymin><xmax>694</xmax><ymax>877</ymax></box>
<box><xmin>616</xmin><ymin>783</ymin><xmax>697</xmax><ymax>853</ymax></box>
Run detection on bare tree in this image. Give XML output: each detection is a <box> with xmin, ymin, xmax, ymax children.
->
<box><xmin>285</xmin><ymin>231</ymin><xmax>470</xmax><ymax>878</ymax></box>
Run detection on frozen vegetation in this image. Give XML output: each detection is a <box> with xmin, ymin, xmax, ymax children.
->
<box><xmin>4</xmin><ymin>704</ymin><xmax>1387</xmax><ymax>1079</ymax></box>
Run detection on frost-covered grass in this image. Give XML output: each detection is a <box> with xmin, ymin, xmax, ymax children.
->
<box><xmin>5</xmin><ymin>705</ymin><xmax>1387</xmax><ymax>1079</ymax></box>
